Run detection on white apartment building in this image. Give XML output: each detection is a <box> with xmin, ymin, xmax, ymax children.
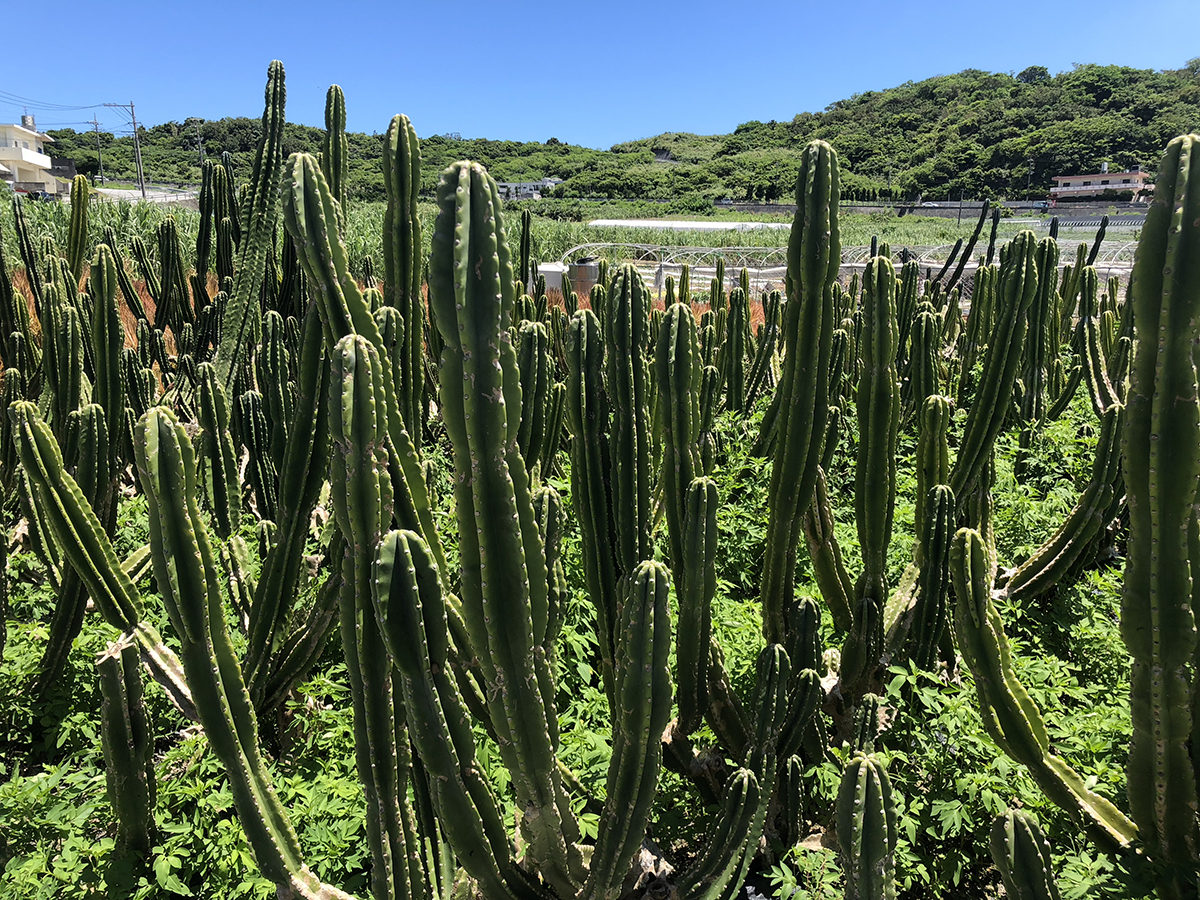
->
<box><xmin>0</xmin><ymin>118</ymin><xmax>59</xmax><ymax>195</ymax></box>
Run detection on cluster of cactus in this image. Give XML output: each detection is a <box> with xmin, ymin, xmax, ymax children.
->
<box><xmin>3</xmin><ymin>58</ymin><xmax>1199</xmax><ymax>900</ymax></box>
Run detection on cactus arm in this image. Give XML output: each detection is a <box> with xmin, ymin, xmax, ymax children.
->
<box><xmin>238</xmin><ymin>390</ymin><xmax>279</xmax><ymax>520</ymax></box>
<box><xmin>12</xmin><ymin>196</ymin><xmax>45</xmax><ymax>315</ymax></box>
<box><xmin>428</xmin><ymin>161</ymin><xmax>581</xmax><ymax>892</ymax></box>
<box><xmin>565</xmin><ymin>308</ymin><xmax>619</xmax><ymax>703</ymax></box>
<box><xmin>951</xmin><ymin>527</ymin><xmax>1138</xmax><ymax>851</ymax></box>
<box><xmin>326</xmin><ymin>331</ymin><xmax>428</xmax><ymax>900</ymax></box>
<box><xmin>725</xmin><ymin>287</ymin><xmax>746</xmax><ymax>412</ymax></box>
<box><xmin>516</xmin><ymin>321</ymin><xmax>550</xmax><ymax>474</ymax></box>
<box><xmin>90</xmin><ymin>247</ymin><xmax>126</xmax><ymax>472</ymax></box>
<box><xmin>135</xmin><ymin>406</ymin><xmax>354</xmax><ymax>900</ymax></box>
<box><xmin>282</xmin><ymin>152</ymin><xmax>447</xmax><ymax>583</ymax></box>
<box><xmin>258</xmin><ymin>555</ymin><xmax>343</xmax><ymax>713</ymax></box>
<box><xmin>915</xmin><ymin>480</ymin><xmax>956</xmax><ymax>647</ymax></box>
<box><xmin>656</xmin><ymin>303</ymin><xmax>701</xmax><ymax>569</ymax></box>
<box><xmin>257</xmin><ymin>311</ymin><xmax>294</xmax><ymax>470</ymax></box>
<box><xmin>0</xmin><ymin>211</ymin><xmax>20</xmax><ymax>362</ymax></box>
<box><xmin>104</xmin><ymin>229</ymin><xmax>150</xmax><ymax>323</ymax></box>
<box><xmin>989</xmin><ymin>811</ymin><xmax>1063</xmax><ymax>900</ymax></box>
<box><xmin>606</xmin><ymin>264</ymin><xmax>654</xmax><ymax>574</ymax></box>
<box><xmin>761</xmin><ymin>140</ymin><xmax>839</xmax><ymax>644</ymax></box>
<box><xmin>801</xmin><ymin>467</ymin><xmax>855</xmax><ymax>632</ymax></box>
<box><xmin>1019</xmin><ymin>236</ymin><xmax>1059</xmax><ymax>424</ymax></box>
<box><xmin>196</xmin><ymin>363</ymin><xmax>242</xmax><ymax>539</ymax></box>
<box><xmin>245</xmin><ymin>305</ymin><xmax>331</xmax><ymax>704</ymax></box>
<box><xmin>532</xmin><ymin>487</ymin><xmax>566</xmax><ymax>655</ymax></box>
<box><xmin>66</xmin><ymin>175</ymin><xmax>90</xmax><ymax>286</ymax></box>
<box><xmin>13</xmin><ymin>402</ymin><xmax>139</xmax><ymax>630</ymax></box>
<box><xmin>34</xmin><ymin>404</ymin><xmax>110</xmax><ymax>696</ymax></box>
<box><xmin>943</xmin><ymin>200</ymin><xmax>990</xmax><ymax>293</ymax></box>
<box><xmin>951</xmin><ymin>232</ymin><xmax>1037</xmax><ymax>499</ymax></box>
<box><xmin>837</xmin><ymin>753</ymin><xmax>898</xmax><ymax>900</ymax></box>
<box><xmin>1007</xmin><ymin>405</ymin><xmax>1123</xmax><ymax>603</ymax></box>
<box><xmin>675</xmin><ymin>477</ymin><xmax>718</xmax><ymax>735</ymax></box>
<box><xmin>321</xmin><ymin>86</ymin><xmax>349</xmax><ymax>225</ymax></box>
<box><xmin>382</xmin><ymin>114</ymin><xmax>424</xmax><ymax>448</ymax></box>
<box><xmin>97</xmin><ymin>636</ymin><xmax>156</xmax><ymax>873</ymax></box>
<box><xmin>374</xmin><ymin>530</ymin><xmax>538</xmax><ymax>900</ymax></box>
<box><xmin>585</xmin><ymin>561</ymin><xmax>673</xmax><ymax>900</ymax></box>
<box><xmin>193</xmin><ymin>160</ymin><xmax>215</xmax><ymax>307</ymax></box>
<box><xmin>855</xmin><ymin>255</ymin><xmax>900</xmax><ymax>605</ymax></box>
<box><xmin>215</xmin><ymin>60</ymin><xmax>287</xmax><ymax>398</ymax></box>
<box><xmin>705</xmin><ymin>640</ymin><xmax>753</xmax><ymax>762</ymax></box>
<box><xmin>1121</xmin><ymin>133</ymin><xmax>1200</xmax><ymax>873</ymax></box>
<box><xmin>673</xmin><ymin>768</ymin><xmax>761</xmax><ymax>900</ymax></box>
<box><xmin>1077</xmin><ymin>267</ymin><xmax>1121</xmax><ymax>418</ymax></box>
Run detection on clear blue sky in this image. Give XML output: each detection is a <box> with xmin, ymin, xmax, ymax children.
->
<box><xmin>2</xmin><ymin>0</ymin><xmax>1196</xmax><ymax>148</ymax></box>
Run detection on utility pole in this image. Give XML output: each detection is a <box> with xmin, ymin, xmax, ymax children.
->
<box><xmin>130</xmin><ymin>102</ymin><xmax>146</xmax><ymax>200</ymax></box>
<box><xmin>90</xmin><ymin>116</ymin><xmax>104</xmax><ymax>184</ymax></box>
<box><xmin>194</xmin><ymin>119</ymin><xmax>204</xmax><ymax>167</ymax></box>
<box><xmin>103</xmin><ymin>102</ymin><xmax>147</xmax><ymax>199</ymax></box>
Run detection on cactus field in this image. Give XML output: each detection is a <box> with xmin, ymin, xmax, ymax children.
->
<box><xmin>0</xmin><ymin>61</ymin><xmax>1199</xmax><ymax>900</ymax></box>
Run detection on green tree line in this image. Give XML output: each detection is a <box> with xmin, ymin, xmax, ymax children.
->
<box><xmin>44</xmin><ymin>61</ymin><xmax>1200</xmax><ymax>203</ymax></box>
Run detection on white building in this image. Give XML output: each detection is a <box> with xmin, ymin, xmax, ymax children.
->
<box><xmin>0</xmin><ymin>118</ymin><xmax>59</xmax><ymax>195</ymax></box>
<box><xmin>496</xmin><ymin>177</ymin><xmax>563</xmax><ymax>200</ymax></box>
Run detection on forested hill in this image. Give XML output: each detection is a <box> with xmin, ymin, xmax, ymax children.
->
<box><xmin>44</xmin><ymin>61</ymin><xmax>1200</xmax><ymax>204</ymax></box>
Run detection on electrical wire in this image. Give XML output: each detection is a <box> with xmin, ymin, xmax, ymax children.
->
<box><xmin>0</xmin><ymin>89</ymin><xmax>103</xmax><ymax>112</ymax></box>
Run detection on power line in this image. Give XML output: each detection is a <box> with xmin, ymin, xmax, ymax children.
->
<box><xmin>0</xmin><ymin>89</ymin><xmax>103</xmax><ymax>112</ymax></box>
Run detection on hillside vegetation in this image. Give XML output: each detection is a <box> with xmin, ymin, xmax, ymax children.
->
<box><xmin>45</xmin><ymin>61</ymin><xmax>1200</xmax><ymax>203</ymax></box>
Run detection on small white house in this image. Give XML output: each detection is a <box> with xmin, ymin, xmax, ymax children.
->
<box><xmin>0</xmin><ymin>119</ymin><xmax>59</xmax><ymax>195</ymax></box>
<box><xmin>496</xmin><ymin>177</ymin><xmax>563</xmax><ymax>200</ymax></box>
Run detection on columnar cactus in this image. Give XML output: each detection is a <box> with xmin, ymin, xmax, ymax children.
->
<box><xmin>215</xmin><ymin>60</ymin><xmax>287</xmax><ymax>396</ymax></box>
<box><xmin>517</xmin><ymin>321</ymin><xmax>551</xmax><ymax>474</ymax></box>
<box><xmin>1120</xmin><ymin>132</ymin><xmax>1200</xmax><ymax>889</ymax></box>
<box><xmin>989</xmin><ymin>810</ymin><xmax>1062</xmax><ymax>900</ymax></box>
<box><xmin>322</xmin><ymin>86</ymin><xmax>349</xmax><ymax>224</ymax></box>
<box><xmin>12</xmin><ymin>195</ymin><xmax>45</xmax><ymax>315</ymax></box>
<box><xmin>96</xmin><ymin>636</ymin><xmax>156</xmax><ymax>875</ymax></box>
<box><xmin>428</xmin><ymin>160</ymin><xmax>584</xmax><ymax>895</ymax></box>
<box><xmin>134</xmin><ymin>406</ymin><xmax>352</xmax><ymax>899</ymax></box>
<box><xmin>951</xmin><ymin>232</ymin><xmax>1037</xmax><ymax>501</ymax></box>
<box><xmin>382</xmin><ymin>113</ymin><xmax>425</xmax><ymax>449</ymax></box>
<box><xmin>837</xmin><ymin>753</ymin><xmax>898</xmax><ymax>900</ymax></box>
<box><xmin>67</xmin><ymin>175</ymin><xmax>90</xmax><ymax>285</ymax></box>
<box><xmin>761</xmin><ymin>140</ymin><xmax>840</xmax><ymax>644</ymax></box>
<box><xmin>724</xmin><ymin>286</ymin><xmax>746</xmax><ymax>413</ymax></box>
<box><xmin>843</xmin><ymin>254</ymin><xmax>899</xmax><ymax>687</ymax></box>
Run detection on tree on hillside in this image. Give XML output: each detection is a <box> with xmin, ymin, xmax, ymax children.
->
<box><xmin>1017</xmin><ymin>65</ymin><xmax>1050</xmax><ymax>84</ymax></box>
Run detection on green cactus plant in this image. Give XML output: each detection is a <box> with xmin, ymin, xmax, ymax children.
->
<box><xmin>837</xmin><ymin>752</ymin><xmax>898</xmax><ymax>900</ymax></box>
<box><xmin>214</xmin><ymin>60</ymin><xmax>288</xmax><ymax>397</ymax></box>
<box><xmin>761</xmin><ymin>139</ymin><xmax>840</xmax><ymax>644</ymax></box>
<box><xmin>382</xmin><ymin>113</ymin><xmax>425</xmax><ymax>450</ymax></box>
<box><xmin>1120</xmin><ymin>132</ymin><xmax>1200</xmax><ymax>893</ymax></box>
<box><xmin>989</xmin><ymin>810</ymin><xmax>1062</xmax><ymax>900</ymax></box>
